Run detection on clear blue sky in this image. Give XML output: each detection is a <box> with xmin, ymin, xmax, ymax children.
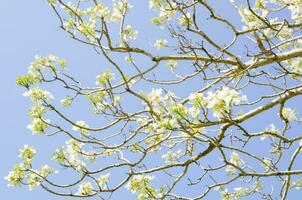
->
<box><xmin>0</xmin><ymin>1</ymin><xmax>99</xmax><ymax>199</ymax></box>
<box><xmin>1</xmin><ymin>1</ymin><xmax>302</xmax><ymax>200</ymax></box>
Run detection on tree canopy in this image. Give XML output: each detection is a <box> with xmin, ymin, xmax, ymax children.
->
<box><xmin>6</xmin><ymin>0</ymin><xmax>302</xmax><ymax>199</ymax></box>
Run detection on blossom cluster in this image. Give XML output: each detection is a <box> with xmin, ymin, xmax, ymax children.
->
<box><xmin>189</xmin><ymin>87</ymin><xmax>247</xmax><ymax>118</ymax></box>
<box><xmin>226</xmin><ymin>152</ymin><xmax>245</xmax><ymax>175</ymax></box>
<box><xmin>6</xmin><ymin>145</ymin><xmax>56</xmax><ymax>190</ymax></box>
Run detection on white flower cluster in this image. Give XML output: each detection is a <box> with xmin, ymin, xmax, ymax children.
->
<box><xmin>220</xmin><ymin>187</ymin><xmax>249</xmax><ymax>200</ymax></box>
<box><xmin>189</xmin><ymin>87</ymin><xmax>247</xmax><ymax>118</ymax></box>
<box><xmin>96</xmin><ymin>173</ymin><xmax>110</xmax><ymax>188</ymax></box>
<box><xmin>6</xmin><ymin>145</ymin><xmax>56</xmax><ymax>190</ymax></box>
<box><xmin>218</xmin><ymin>180</ymin><xmax>263</xmax><ymax>199</ymax></box>
<box><xmin>28</xmin><ymin>55</ymin><xmax>66</xmax><ymax>76</ymax></box>
<box><xmin>290</xmin><ymin>179</ymin><xmax>302</xmax><ymax>190</ymax></box>
<box><xmin>23</xmin><ymin>88</ymin><xmax>54</xmax><ymax>102</ymax></box>
<box><xmin>59</xmin><ymin>1</ymin><xmax>134</xmax><ymax>41</ymax></box>
<box><xmin>77</xmin><ymin>182</ymin><xmax>94</xmax><ymax>196</ymax></box>
<box><xmin>95</xmin><ymin>71</ymin><xmax>115</xmax><ymax>86</ymax></box>
<box><xmin>65</xmin><ymin>139</ymin><xmax>87</xmax><ymax>170</ymax></box>
<box><xmin>18</xmin><ymin>145</ymin><xmax>36</xmax><ymax>165</ymax></box>
<box><xmin>149</xmin><ymin>0</ymin><xmax>166</xmax><ymax>9</ymax></box>
<box><xmin>154</xmin><ymin>39</ymin><xmax>168</xmax><ymax>49</ymax></box>
<box><xmin>226</xmin><ymin>152</ymin><xmax>244</xmax><ymax>174</ymax></box>
<box><xmin>283</xmin><ymin>58</ymin><xmax>302</xmax><ymax>77</ymax></box>
<box><xmin>27</xmin><ymin>118</ymin><xmax>50</xmax><ymax>135</ymax></box>
<box><xmin>126</xmin><ymin>175</ymin><xmax>155</xmax><ymax>199</ymax></box>
<box><xmin>261</xmin><ymin>124</ymin><xmax>280</xmax><ymax>140</ymax></box>
<box><xmin>147</xmin><ymin>88</ymin><xmax>163</xmax><ymax>103</ymax></box>
<box><xmin>207</xmin><ymin>87</ymin><xmax>247</xmax><ymax>118</ymax></box>
<box><xmin>282</xmin><ymin>107</ymin><xmax>299</xmax><ymax>121</ymax></box>
<box><xmin>5</xmin><ymin>164</ymin><xmax>26</xmax><ymax>187</ymax></box>
<box><xmin>165</xmin><ymin>60</ymin><xmax>178</xmax><ymax>69</ymax></box>
<box><xmin>28</xmin><ymin>165</ymin><xmax>55</xmax><ymax>190</ymax></box>
<box><xmin>52</xmin><ymin>139</ymin><xmax>96</xmax><ymax>171</ymax></box>
<box><xmin>149</xmin><ymin>1</ymin><xmax>176</xmax><ymax>27</ymax></box>
<box><xmin>16</xmin><ymin>74</ymin><xmax>39</xmax><ymax>88</ymax></box>
<box><xmin>280</xmin><ymin>0</ymin><xmax>302</xmax><ymax>22</ymax></box>
<box><xmin>121</xmin><ymin>25</ymin><xmax>138</xmax><ymax>41</ymax></box>
<box><xmin>60</xmin><ymin>96</ymin><xmax>73</xmax><ymax>107</ymax></box>
<box><xmin>72</xmin><ymin>120</ymin><xmax>90</xmax><ymax>136</ymax></box>
<box><xmin>25</xmin><ymin>95</ymin><xmax>51</xmax><ymax>135</ymax></box>
<box><xmin>162</xmin><ymin>149</ymin><xmax>182</xmax><ymax>164</ymax></box>
<box><xmin>178</xmin><ymin>13</ymin><xmax>193</xmax><ymax>27</ymax></box>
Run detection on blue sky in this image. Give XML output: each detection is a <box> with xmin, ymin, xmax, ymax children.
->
<box><xmin>1</xmin><ymin>1</ymin><xmax>302</xmax><ymax>200</ymax></box>
<box><xmin>0</xmin><ymin>0</ymin><xmax>94</xmax><ymax>199</ymax></box>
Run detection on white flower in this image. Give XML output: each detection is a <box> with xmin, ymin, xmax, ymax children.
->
<box><xmin>77</xmin><ymin>182</ymin><xmax>94</xmax><ymax>196</ymax></box>
<box><xmin>165</xmin><ymin>60</ymin><xmax>177</xmax><ymax>69</ymax></box>
<box><xmin>179</xmin><ymin>13</ymin><xmax>192</xmax><ymax>26</ymax></box>
<box><xmin>154</xmin><ymin>39</ymin><xmax>168</xmax><ymax>49</ymax></box>
<box><xmin>5</xmin><ymin>164</ymin><xmax>26</xmax><ymax>187</ymax></box>
<box><xmin>96</xmin><ymin>173</ymin><xmax>110</xmax><ymax>188</ymax></box>
<box><xmin>23</xmin><ymin>88</ymin><xmax>54</xmax><ymax>101</ymax></box>
<box><xmin>19</xmin><ymin>145</ymin><xmax>36</xmax><ymax>164</ymax></box>
<box><xmin>290</xmin><ymin>179</ymin><xmax>302</xmax><ymax>190</ymax></box>
<box><xmin>226</xmin><ymin>152</ymin><xmax>244</xmax><ymax>174</ymax></box>
<box><xmin>27</xmin><ymin>118</ymin><xmax>50</xmax><ymax>134</ymax></box>
<box><xmin>125</xmin><ymin>175</ymin><xmax>154</xmax><ymax>194</ymax></box>
<box><xmin>206</xmin><ymin>87</ymin><xmax>247</xmax><ymax>118</ymax></box>
<box><xmin>162</xmin><ymin>150</ymin><xmax>182</xmax><ymax>163</ymax></box>
<box><xmin>121</xmin><ymin>25</ymin><xmax>138</xmax><ymax>40</ymax></box>
<box><xmin>64</xmin><ymin>140</ymin><xmax>86</xmax><ymax>171</ymax></box>
<box><xmin>282</xmin><ymin>107</ymin><xmax>298</xmax><ymax>121</ymax></box>
<box><xmin>137</xmin><ymin>117</ymin><xmax>149</xmax><ymax>126</ymax></box>
<box><xmin>72</xmin><ymin>121</ymin><xmax>89</xmax><ymax>136</ymax></box>
<box><xmin>95</xmin><ymin>71</ymin><xmax>115</xmax><ymax>85</ymax></box>
<box><xmin>60</xmin><ymin>96</ymin><xmax>73</xmax><ymax>107</ymax></box>
<box><xmin>125</xmin><ymin>56</ymin><xmax>135</xmax><ymax>63</ymax></box>
<box><xmin>189</xmin><ymin>93</ymin><xmax>206</xmax><ymax>108</ymax></box>
<box><xmin>149</xmin><ymin>0</ymin><xmax>167</xmax><ymax>9</ymax></box>
<box><xmin>147</xmin><ymin>88</ymin><xmax>163</xmax><ymax>102</ymax></box>
<box><xmin>234</xmin><ymin>187</ymin><xmax>249</xmax><ymax>197</ymax></box>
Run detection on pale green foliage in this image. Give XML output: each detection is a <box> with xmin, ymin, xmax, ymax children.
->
<box><xmin>16</xmin><ymin>74</ymin><xmax>39</xmax><ymax>88</ymax></box>
<box><xmin>47</xmin><ymin>0</ymin><xmax>57</xmax><ymax>5</ymax></box>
